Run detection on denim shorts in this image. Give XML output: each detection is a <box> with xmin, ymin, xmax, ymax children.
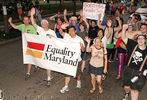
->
<box><xmin>81</xmin><ymin>52</ymin><xmax>87</xmax><ymax>61</ymax></box>
<box><xmin>88</xmin><ymin>64</ymin><xmax>104</xmax><ymax>75</ymax></box>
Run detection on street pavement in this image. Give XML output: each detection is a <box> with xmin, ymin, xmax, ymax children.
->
<box><xmin>0</xmin><ymin>38</ymin><xmax>146</xmax><ymax>100</ymax></box>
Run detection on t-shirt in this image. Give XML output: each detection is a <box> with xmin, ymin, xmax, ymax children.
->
<box><xmin>69</xmin><ymin>23</ymin><xmax>80</xmax><ymax>34</ymax></box>
<box><xmin>88</xmin><ymin>26</ymin><xmax>99</xmax><ymax>39</ymax></box>
<box><xmin>90</xmin><ymin>47</ymin><xmax>107</xmax><ymax>67</ymax></box>
<box><xmin>127</xmin><ymin>39</ymin><xmax>147</xmax><ymax>71</ymax></box>
<box><xmin>17</xmin><ymin>24</ymin><xmax>37</xmax><ymax>34</ymax></box>
<box><xmin>104</xmin><ymin>28</ymin><xmax>114</xmax><ymax>44</ymax></box>
<box><xmin>37</xmin><ymin>26</ymin><xmax>56</xmax><ymax>37</ymax></box>
<box><xmin>64</xmin><ymin>33</ymin><xmax>85</xmax><ymax>47</ymax></box>
<box><xmin>64</xmin><ymin>33</ymin><xmax>85</xmax><ymax>61</ymax></box>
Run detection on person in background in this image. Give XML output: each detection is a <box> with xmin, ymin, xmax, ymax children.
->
<box><xmin>63</xmin><ymin>9</ymin><xmax>80</xmax><ymax>33</ymax></box>
<box><xmin>76</xmin><ymin>16</ymin><xmax>89</xmax><ymax>88</ymax></box>
<box><xmin>49</xmin><ymin>12</ymin><xmax>62</xmax><ymax>22</ymax></box>
<box><xmin>54</xmin><ymin>17</ymin><xmax>63</xmax><ymax>38</ymax></box>
<box><xmin>35</xmin><ymin>5</ymin><xmax>42</xmax><ymax>26</ymax></box>
<box><xmin>8</xmin><ymin>16</ymin><xmax>37</xmax><ymax>80</ymax></box>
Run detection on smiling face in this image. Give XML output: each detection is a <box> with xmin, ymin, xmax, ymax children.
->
<box><xmin>137</xmin><ymin>36</ymin><xmax>146</xmax><ymax>46</ymax></box>
<box><xmin>57</xmin><ymin>18</ymin><xmax>62</xmax><ymax>24</ymax></box>
<box><xmin>91</xmin><ymin>21</ymin><xmax>96</xmax><ymax>27</ymax></box>
<box><xmin>140</xmin><ymin>25</ymin><xmax>147</xmax><ymax>34</ymax></box>
<box><xmin>41</xmin><ymin>20</ymin><xmax>49</xmax><ymax>30</ymax></box>
<box><xmin>23</xmin><ymin>17</ymin><xmax>30</xmax><ymax>25</ymax></box>
<box><xmin>68</xmin><ymin>27</ymin><xmax>76</xmax><ymax>38</ymax></box>
<box><xmin>97</xmin><ymin>30</ymin><xmax>103</xmax><ymax>38</ymax></box>
<box><xmin>94</xmin><ymin>38</ymin><xmax>102</xmax><ymax>48</ymax></box>
<box><xmin>128</xmin><ymin>25</ymin><xmax>134</xmax><ymax>31</ymax></box>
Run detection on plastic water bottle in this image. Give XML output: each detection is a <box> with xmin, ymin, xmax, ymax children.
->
<box><xmin>0</xmin><ymin>89</ymin><xmax>4</xmax><ymax>100</ymax></box>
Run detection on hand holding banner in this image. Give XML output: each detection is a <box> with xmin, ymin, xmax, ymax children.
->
<box><xmin>22</xmin><ymin>33</ymin><xmax>81</xmax><ymax>77</ymax></box>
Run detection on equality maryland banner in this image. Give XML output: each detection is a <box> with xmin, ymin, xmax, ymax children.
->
<box><xmin>83</xmin><ymin>2</ymin><xmax>105</xmax><ymax>20</ymax></box>
<box><xmin>22</xmin><ymin>33</ymin><xmax>81</xmax><ymax>77</ymax></box>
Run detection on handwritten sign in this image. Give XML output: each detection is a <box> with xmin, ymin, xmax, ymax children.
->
<box><xmin>83</xmin><ymin>2</ymin><xmax>105</xmax><ymax>20</ymax></box>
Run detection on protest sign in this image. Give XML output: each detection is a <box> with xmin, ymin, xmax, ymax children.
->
<box><xmin>83</xmin><ymin>2</ymin><xmax>105</xmax><ymax>20</ymax></box>
<box><xmin>22</xmin><ymin>33</ymin><xmax>81</xmax><ymax>77</ymax></box>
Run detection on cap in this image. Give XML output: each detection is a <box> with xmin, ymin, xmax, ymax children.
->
<box><xmin>57</xmin><ymin>12</ymin><xmax>61</xmax><ymax>15</ymax></box>
<box><xmin>128</xmin><ymin>23</ymin><xmax>135</xmax><ymax>27</ymax></box>
<box><xmin>71</xmin><ymin>16</ymin><xmax>77</xmax><ymax>21</ymax></box>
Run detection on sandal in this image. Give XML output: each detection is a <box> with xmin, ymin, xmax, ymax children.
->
<box><xmin>98</xmin><ymin>86</ymin><xmax>103</xmax><ymax>94</ymax></box>
<box><xmin>90</xmin><ymin>89</ymin><xmax>95</xmax><ymax>94</ymax></box>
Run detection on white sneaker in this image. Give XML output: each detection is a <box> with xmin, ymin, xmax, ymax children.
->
<box><xmin>60</xmin><ymin>86</ymin><xmax>69</xmax><ymax>93</ymax></box>
<box><xmin>76</xmin><ymin>80</ymin><xmax>81</xmax><ymax>88</ymax></box>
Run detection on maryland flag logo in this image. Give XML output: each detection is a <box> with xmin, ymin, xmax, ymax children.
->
<box><xmin>26</xmin><ymin>42</ymin><xmax>45</xmax><ymax>59</ymax></box>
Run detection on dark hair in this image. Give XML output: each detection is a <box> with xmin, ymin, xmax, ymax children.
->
<box><xmin>22</xmin><ymin>16</ymin><xmax>30</xmax><ymax>20</ymax></box>
<box><xmin>57</xmin><ymin>17</ymin><xmax>63</xmax><ymax>23</ymax></box>
<box><xmin>68</xmin><ymin>26</ymin><xmax>76</xmax><ymax>31</ymax></box>
<box><xmin>97</xmin><ymin>28</ymin><xmax>104</xmax><ymax>37</ymax></box>
<box><xmin>136</xmin><ymin>34</ymin><xmax>147</xmax><ymax>40</ymax></box>
<box><xmin>133</xmin><ymin>14</ymin><xmax>141</xmax><ymax>21</ymax></box>
<box><xmin>79</xmin><ymin>21</ymin><xmax>86</xmax><ymax>29</ymax></box>
<box><xmin>91</xmin><ymin>20</ymin><xmax>96</xmax><ymax>23</ymax></box>
<box><xmin>140</xmin><ymin>23</ymin><xmax>147</xmax><ymax>28</ymax></box>
<box><xmin>116</xmin><ymin>8</ymin><xmax>122</xmax><ymax>14</ymax></box>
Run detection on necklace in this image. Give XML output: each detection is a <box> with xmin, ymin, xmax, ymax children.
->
<box><xmin>95</xmin><ymin>46</ymin><xmax>101</xmax><ymax>50</ymax></box>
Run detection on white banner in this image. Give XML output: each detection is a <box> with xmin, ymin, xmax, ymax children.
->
<box><xmin>22</xmin><ymin>33</ymin><xmax>81</xmax><ymax>77</ymax></box>
<box><xmin>83</xmin><ymin>2</ymin><xmax>105</xmax><ymax>20</ymax></box>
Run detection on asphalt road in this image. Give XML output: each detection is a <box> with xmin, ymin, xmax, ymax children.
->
<box><xmin>0</xmin><ymin>36</ymin><xmax>146</xmax><ymax>100</ymax></box>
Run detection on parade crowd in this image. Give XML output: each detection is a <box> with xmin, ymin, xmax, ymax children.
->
<box><xmin>7</xmin><ymin>0</ymin><xmax>147</xmax><ymax>100</ymax></box>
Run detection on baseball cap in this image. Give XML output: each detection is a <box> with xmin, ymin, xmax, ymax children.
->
<box><xmin>71</xmin><ymin>16</ymin><xmax>77</xmax><ymax>21</ymax></box>
<box><xmin>128</xmin><ymin>23</ymin><xmax>135</xmax><ymax>27</ymax></box>
<box><xmin>57</xmin><ymin>12</ymin><xmax>61</xmax><ymax>15</ymax></box>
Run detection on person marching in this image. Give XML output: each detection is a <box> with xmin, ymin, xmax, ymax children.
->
<box><xmin>8</xmin><ymin>16</ymin><xmax>37</xmax><ymax>80</ymax></box>
<box><xmin>59</xmin><ymin>24</ymin><xmax>85</xmax><ymax>93</ymax></box>
<box><xmin>85</xmin><ymin>36</ymin><xmax>108</xmax><ymax>94</ymax></box>
<box><xmin>121</xmin><ymin>24</ymin><xmax>147</xmax><ymax>100</ymax></box>
<box><xmin>30</xmin><ymin>8</ymin><xmax>56</xmax><ymax>85</ymax></box>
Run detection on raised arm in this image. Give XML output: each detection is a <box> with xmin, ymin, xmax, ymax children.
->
<box><xmin>49</xmin><ymin>14</ymin><xmax>57</xmax><ymax>21</ymax></box>
<box><xmin>58</xmin><ymin>23</ymin><xmax>69</xmax><ymax>37</ymax></box>
<box><xmin>114</xmin><ymin>16</ymin><xmax>122</xmax><ymax>32</ymax></box>
<box><xmin>85</xmin><ymin>36</ymin><xmax>92</xmax><ymax>52</ymax></box>
<box><xmin>97</xmin><ymin>14</ymin><xmax>106</xmax><ymax>30</ymax></box>
<box><xmin>54</xmin><ymin>24</ymin><xmax>57</xmax><ymax>32</ymax></box>
<box><xmin>121</xmin><ymin>24</ymin><xmax>129</xmax><ymax>44</ymax></box>
<box><xmin>63</xmin><ymin>9</ymin><xmax>69</xmax><ymax>23</ymax></box>
<box><xmin>115</xmin><ymin>31</ymin><xmax>122</xmax><ymax>39</ymax></box>
<box><xmin>83</xmin><ymin>16</ymin><xmax>89</xmax><ymax>32</ymax></box>
<box><xmin>105</xmin><ymin>20</ymin><xmax>113</xmax><ymax>39</ymax></box>
<box><xmin>8</xmin><ymin>17</ymin><xmax>17</xmax><ymax>29</ymax></box>
<box><xmin>30</xmin><ymin>8</ymin><xmax>38</xmax><ymax>29</ymax></box>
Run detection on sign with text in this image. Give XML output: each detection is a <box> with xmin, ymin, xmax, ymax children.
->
<box><xmin>83</xmin><ymin>2</ymin><xmax>105</xmax><ymax>20</ymax></box>
<box><xmin>22</xmin><ymin>33</ymin><xmax>81</xmax><ymax>77</ymax></box>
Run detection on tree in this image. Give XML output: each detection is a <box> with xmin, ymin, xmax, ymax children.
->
<box><xmin>73</xmin><ymin>0</ymin><xmax>76</xmax><ymax>16</ymax></box>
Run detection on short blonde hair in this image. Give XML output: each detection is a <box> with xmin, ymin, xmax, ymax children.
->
<box><xmin>93</xmin><ymin>37</ymin><xmax>104</xmax><ymax>48</ymax></box>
